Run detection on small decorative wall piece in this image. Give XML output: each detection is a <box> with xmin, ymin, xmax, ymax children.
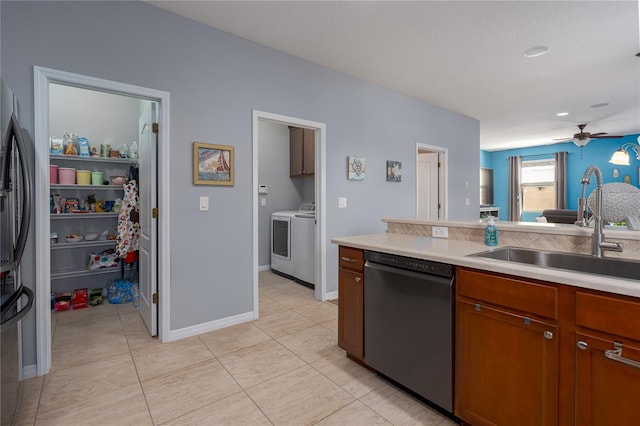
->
<box><xmin>193</xmin><ymin>142</ymin><xmax>234</xmax><ymax>186</ymax></box>
<box><xmin>386</xmin><ymin>160</ymin><xmax>402</xmax><ymax>182</ymax></box>
<box><xmin>348</xmin><ymin>156</ymin><xmax>366</xmax><ymax>181</ymax></box>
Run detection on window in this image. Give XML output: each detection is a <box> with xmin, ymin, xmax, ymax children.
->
<box><xmin>521</xmin><ymin>159</ymin><xmax>555</xmax><ymax>212</ymax></box>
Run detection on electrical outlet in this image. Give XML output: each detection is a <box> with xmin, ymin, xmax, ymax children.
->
<box><xmin>432</xmin><ymin>226</ymin><xmax>449</xmax><ymax>238</ymax></box>
<box><xmin>260</xmin><ymin>197</ymin><xmax>266</xmax><ymax>206</ymax></box>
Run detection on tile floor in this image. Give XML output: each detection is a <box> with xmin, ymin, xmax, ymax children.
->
<box><xmin>12</xmin><ymin>271</ymin><xmax>457</xmax><ymax>425</ymax></box>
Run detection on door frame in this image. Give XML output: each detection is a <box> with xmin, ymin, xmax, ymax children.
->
<box><xmin>416</xmin><ymin>143</ymin><xmax>448</xmax><ymax>220</ymax></box>
<box><xmin>251</xmin><ymin>110</ymin><xmax>327</xmax><ymax>313</ymax></box>
<box><xmin>33</xmin><ymin>66</ymin><xmax>171</xmax><ymax>376</ymax></box>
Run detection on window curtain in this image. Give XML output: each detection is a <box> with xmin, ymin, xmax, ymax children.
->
<box><xmin>554</xmin><ymin>151</ymin><xmax>568</xmax><ymax>209</ymax></box>
<box><xmin>508</xmin><ymin>156</ymin><xmax>522</xmax><ymax>221</ymax></box>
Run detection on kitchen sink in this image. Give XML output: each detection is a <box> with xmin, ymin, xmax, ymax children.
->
<box><xmin>469</xmin><ymin>246</ymin><xmax>640</xmax><ymax>281</ymax></box>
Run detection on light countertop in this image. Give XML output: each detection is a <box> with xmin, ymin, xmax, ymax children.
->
<box><xmin>331</xmin><ymin>233</ymin><xmax>640</xmax><ymax>299</ymax></box>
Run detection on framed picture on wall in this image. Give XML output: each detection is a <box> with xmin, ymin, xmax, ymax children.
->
<box><xmin>348</xmin><ymin>156</ymin><xmax>366</xmax><ymax>180</ymax></box>
<box><xmin>386</xmin><ymin>160</ymin><xmax>402</xmax><ymax>182</ymax></box>
<box><xmin>193</xmin><ymin>142</ymin><xmax>234</xmax><ymax>186</ymax></box>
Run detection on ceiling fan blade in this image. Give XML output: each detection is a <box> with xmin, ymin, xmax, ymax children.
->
<box><xmin>552</xmin><ymin>138</ymin><xmax>572</xmax><ymax>141</ymax></box>
<box><xmin>591</xmin><ymin>134</ymin><xmax>623</xmax><ymax>139</ymax></box>
<box><xmin>590</xmin><ymin>132</ymin><xmax>607</xmax><ymax>136</ymax></box>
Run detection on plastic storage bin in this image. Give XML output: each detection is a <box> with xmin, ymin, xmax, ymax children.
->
<box><xmin>58</xmin><ymin>167</ymin><xmax>76</xmax><ymax>184</ymax></box>
<box><xmin>49</xmin><ymin>165</ymin><xmax>58</xmax><ymax>184</ymax></box>
<box><xmin>76</xmin><ymin>169</ymin><xmax>91</xmax><ymax>185</ymax></box>
<box><xmin>91</xmin><ymin>171</ymin><xmax>104</xmax><ymax>185</ymax></box>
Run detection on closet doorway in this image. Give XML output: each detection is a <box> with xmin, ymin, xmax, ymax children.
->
<box><xmin>34</xmin><ymin>67</ymin><xmax>171</xmax><ymax>376</ymax></box>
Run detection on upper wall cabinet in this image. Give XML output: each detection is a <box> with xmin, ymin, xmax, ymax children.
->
<box><xmin>289</xmin><ymin>127</ymin><xmax>315</xmax><ymax>177</ymax></box>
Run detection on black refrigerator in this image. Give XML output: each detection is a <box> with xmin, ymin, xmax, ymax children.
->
<box><xmin>0</xmin><ymin>79</ymin><xmax>34</xmax><ymax>425</ymax></box>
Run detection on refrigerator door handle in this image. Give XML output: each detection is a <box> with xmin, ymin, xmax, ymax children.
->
<box><xmin>1</xmin><ymin>285</ymin><xmax>34</xmax><ymax>331</ymax></box>
<box><xmin>1</xmin><ymin>113</ymin><xmax>32</xmax><ymax>267</ymax></box>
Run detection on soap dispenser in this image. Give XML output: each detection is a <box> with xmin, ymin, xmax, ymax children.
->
<box><xmin>484</xmin><ymin>216</ymin><xmax>498</xmax><ymax>246</ymax></box>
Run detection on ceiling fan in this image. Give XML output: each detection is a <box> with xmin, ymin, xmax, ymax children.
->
<box><xmin>555</xmin><ymin>123</ymin><xmax>623</xmax><ymax>148</ymax></box>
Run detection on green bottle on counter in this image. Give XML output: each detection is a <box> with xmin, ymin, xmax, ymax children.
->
<box><xmin>484</xmin><ymin>216</ymin><xmax>498</xmax><ymax>246</ymax></box>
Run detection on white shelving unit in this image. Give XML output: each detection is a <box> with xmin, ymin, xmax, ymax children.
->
<box><xmin>49</xmin><ymin>154</ymin><xmax>137</xmax><ymax>290</ymax></box>
<box><xmin>480</xmin><ymin>206</ymin><xmax>501</xmax><ymax>220</ymax></box>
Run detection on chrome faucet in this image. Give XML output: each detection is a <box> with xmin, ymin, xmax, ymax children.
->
<box><xmin>576</xmin><ymin>165</ymin><xmax>623</xmax><ymax>257</ymax></box>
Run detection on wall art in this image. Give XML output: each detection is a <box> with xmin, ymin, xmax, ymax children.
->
<box><xmin>193</xmin><ymin>142</ymin><xmax>234</xmax><ymax>186</ymax></box>
<box><xmin>348</xmin><ymin>156</ymin><xmax>366</xmax><ymax>181</ymax></box>
<box><xmin>386</xmin><ymin>160</ymin><xmax>402</xmax><ymax>182</ymax></box>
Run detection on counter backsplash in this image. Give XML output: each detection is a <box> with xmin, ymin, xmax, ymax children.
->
<box><xmin>385</xmin><ymin>220</ymin><xmax>640</xmax><ymax>261</ymax></box>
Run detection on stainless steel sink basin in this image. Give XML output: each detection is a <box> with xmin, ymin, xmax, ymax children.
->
<box><xmin>469</xmin><ymin>246</ymin><xmax>640</xmax><ymax>281</ymax></box>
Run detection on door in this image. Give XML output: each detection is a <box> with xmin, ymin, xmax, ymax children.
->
<box><xmin>576</xmin><ymin>333</ymin><xmax>640</xmax><ymax>425</ymax></box>
<box><xmin>455</xmin><ymin>301</ymin><xmax>558</xmax><ymax>426</ymax></box>
<box><xmin>417</xmin><ymin>150</ymin><xmax>441</xmax><ymax>219</ymax></box>
<box><xmin>138</xmin><ymin>102</ymin><xmax>158</xmax><ymax>335</ymax></box>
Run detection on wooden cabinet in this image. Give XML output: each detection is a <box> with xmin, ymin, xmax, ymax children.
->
<box><xmin>289</xmin><ymin>127</ymin><xmax>315</xmax><ymax>177</ymax></box>
<box><xmin>575</xmin><ymin>292</ymin><xmax>640</xmax><ymax>426</ymax></box>
<box><xmin>456</xmin><ymin>268</ymin><xmax>559</xmax><ymax>426</ymax></box>
<box><xmin>337</xmin><ymin>246</ymin><xmax>364</xmax><ymax>361</ymax></box>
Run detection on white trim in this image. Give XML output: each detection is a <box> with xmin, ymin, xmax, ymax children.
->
<box><xmin>252</xmin><ymin>110</ymin><xmax>328</xmax><ymax>323</ymax></box>
<box><xmin>164</xmin><ymin>311</ymin><xmax>254</xmax><ymax>342</ymax></box>
<box><xmin>258</xmin><ymin>264</ymin><xmax>271</xmax><ymax>272</ymax></box>
<box><xmin>21</xmin><ymin>365</ymin><xmax>38</xmax><ymax>381</ymax></box>
<box><xmin>416</xmin><ymin>143</ymin><xmax>448</xmax><ymax>220</ymax></box>
<box><xmin>325</xmin><ymin>290</ymin><xmax>338</xmax><ymax>301</ymax></box>
<box><xmin>33</xmin><ymin>66</ymin><xmax>171</xmax><ymax>376</ymax></box>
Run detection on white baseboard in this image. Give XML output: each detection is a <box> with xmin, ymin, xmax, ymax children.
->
<box><xmin>324</xmin><ymin>290</ymin><xmax>338</xmax><ymax>301</ymax></box>
<box><xmin>165</xmin><ymin>311</ymin><xmax>254</xmax><ymax>342</ymax></box>
<box><xmin>21</xmin><ymin>364</ymin><xmax>38</xmax><ymax>380</ymax></box>
<box><xmin>258</xmin><ymin>264</ymin><xmax>271</xmax><ymax>272</ymax></box>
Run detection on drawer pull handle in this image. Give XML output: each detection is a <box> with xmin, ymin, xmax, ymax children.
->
<box><xmin>341</xmin><ymin>257</ymin><xmax>358</xmax><ymax>263</ymax></box>
<box><xmin>354</xmin><ymin>277</ymin><xmax>361</xmax><ymax>283</ymax></box>
<box><xmin>604</xmin><ymin>342</ymin><xmax>640</xmax><ymax>370</ymax></box>
<box><xmin>577</xmin><ymin>341</ymin><xmax>588</xmax><ymax>350</ymax></box>
<box><xmin>543</xmin><ymin>330</ymin><xmax>554</xmax><ymax>340</ymax></box>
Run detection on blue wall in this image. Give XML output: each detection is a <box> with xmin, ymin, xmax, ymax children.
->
<box><xmin>485</xmin><ymin>134</ymin><xmax>640</xmax><ymax>221</ymax></box>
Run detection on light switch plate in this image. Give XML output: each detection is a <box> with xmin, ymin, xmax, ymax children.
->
<box><xmin>432</xmin><ymin>226</ymin><xmax>449</xmax><ymax>238</ymax></box>
<box><xmin>338</xmin><ymin>197</ymin><xmax>347</xmax><ymax>208</ymax></box>
<box><xmin>199</xmin><ymin>196</ymin><xmax>209</xmax><ymax>211</ymax></box>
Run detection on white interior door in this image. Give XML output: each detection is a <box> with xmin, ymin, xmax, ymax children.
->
<box><xmin>138</xmin><ymin>101</ymin><xmax>158</xmax><ymax>335</ymax></box>
<box><xmin>417</xmin><ymin>152</ymin><xmax>440</xmax><ymax>219</ymax></box>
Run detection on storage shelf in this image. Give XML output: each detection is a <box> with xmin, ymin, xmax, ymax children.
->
<box><xmin>51</xmin><ymin>213</ymin><xmax>118</xmax><ymax>219</ymax></box>
<box><xmin>50</xmin><ymin>154</ymin><xmax>137</xmax><ymax>164</ymax></box>
<box><xmin>51</xmin><ymin>267</ymin><xmax>121</xmax><ymax>280</ymax></box>
<box><xmin>51</xmin><ymin>240</ymin><xmax>116</xmax><ymax>250</ymax></box>
<box><xmin>50</xmin><ymin>184</ymin><xmax>124</xmax><ymax>191</ymax></box>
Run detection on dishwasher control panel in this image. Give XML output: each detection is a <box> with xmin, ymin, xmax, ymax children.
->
<box><xmin>364</xmin><ymin>250</ymin><xmax>454</xmax><ymax>278</ymax></box>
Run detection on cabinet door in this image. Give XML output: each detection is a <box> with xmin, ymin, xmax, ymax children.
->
<box><xmin>302</xmin><ymin>128</ymin><xmax>315</xmax><ymax>175</ymax></box>
<box><xmin>576</xmin><ymin>333</ymin><xmax>640</xmax><ymax>426</ymax></box>
<box><xmin>289</xmin><ymin>127</ymin><xmax>303</xmax><ymax>177</ymax></box>
<box><xmin>456</xmin><ymin>300</ymin><xmax>558</xmax><ymax>426</ymax></box>
<box><xmin>338</xmin><ymin>268</ymin><xmax>364</xmax><ymax>360</ymax></box>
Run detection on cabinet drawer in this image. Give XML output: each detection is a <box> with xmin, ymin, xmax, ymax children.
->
<box><xmin>576</xmin><ymin>292</ymin><xmax>640</xmax><ymax>341</ymax></box>
<box><xmin>339</xmin><ymin>246</ymin><xmax>364</xmax><ymax>272</ymax></box>
<box><xmin>457</xmin><ymin>268</ymin><xmax>558</xmax><ymax>320</ymax></box>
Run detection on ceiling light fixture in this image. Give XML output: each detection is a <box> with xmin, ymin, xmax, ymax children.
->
<box><xmin>523</xmin><ymin>46</ymin><xmax>550</xmax><ymax>58</ymax></box>
<box><xmin>609</xmin><ymin>136</ymin><xmax>640</xmax><ymax>165</ymax></box>
<box><xmin>556</xmin><ymin>112</ymin><xmax>569</xmax><ymax>117</ymax></box>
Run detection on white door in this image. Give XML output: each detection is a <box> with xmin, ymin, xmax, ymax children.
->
<box><xmin>417</xmin><ymin>152</ymin><xmax>440</xmax><ymax>219</ymax></box>
<box><xmin>138</xmin><ymin>101</ymin><xmax>158</xmax><ymax>335</ymax></box>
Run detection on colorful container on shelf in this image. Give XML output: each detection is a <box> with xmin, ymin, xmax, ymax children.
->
<box><xmin>49</xmin><ymin>165</ymin><xmax>58</xmax><ymax>184</ymax></box>
<box><xmin>76</xmin><ymin>170</ymin><xmax>91</xmax><ymax>185</ymax></box>
<box><xmin>58</xmin><ymin>167</ymin><xmax>76</xmax><ymax>184</ymax></box>
<box><xmin>91</xmin><ymin>171</ymin><xmax>104</xmax><ymax>185</ymax></box>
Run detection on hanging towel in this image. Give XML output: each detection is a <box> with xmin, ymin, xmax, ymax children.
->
<box><xmin>116</xmin><ymin>180</ymin><xmax>140</xmax><ymax>258</ymax></box>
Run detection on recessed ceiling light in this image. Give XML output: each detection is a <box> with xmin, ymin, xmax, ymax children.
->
<box><xmin>590</xmin><ymin>102</ymin><xmax>610</xmax><ymax>108</ymax></box>
<box><xmin>556</xmin><ymin>112</ymin><xmax>569</xmax><ymax>117</ymax></box>
<box><xmin>523</xmin><ymin>46</ymin><xmax>550</xmax><ymax>58</ymax></box>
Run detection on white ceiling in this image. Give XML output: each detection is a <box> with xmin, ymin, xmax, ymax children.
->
<box><xmin>147</xmin><ymin>0</ymin><xmax>640</xmax><ymax>151</ymax></box>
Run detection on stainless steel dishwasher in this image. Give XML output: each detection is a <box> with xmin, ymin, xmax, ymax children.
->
<box><xmin>364</xmin><ymin>250</ymin><xmax>454</xmax><ymax>414</ymax></box>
